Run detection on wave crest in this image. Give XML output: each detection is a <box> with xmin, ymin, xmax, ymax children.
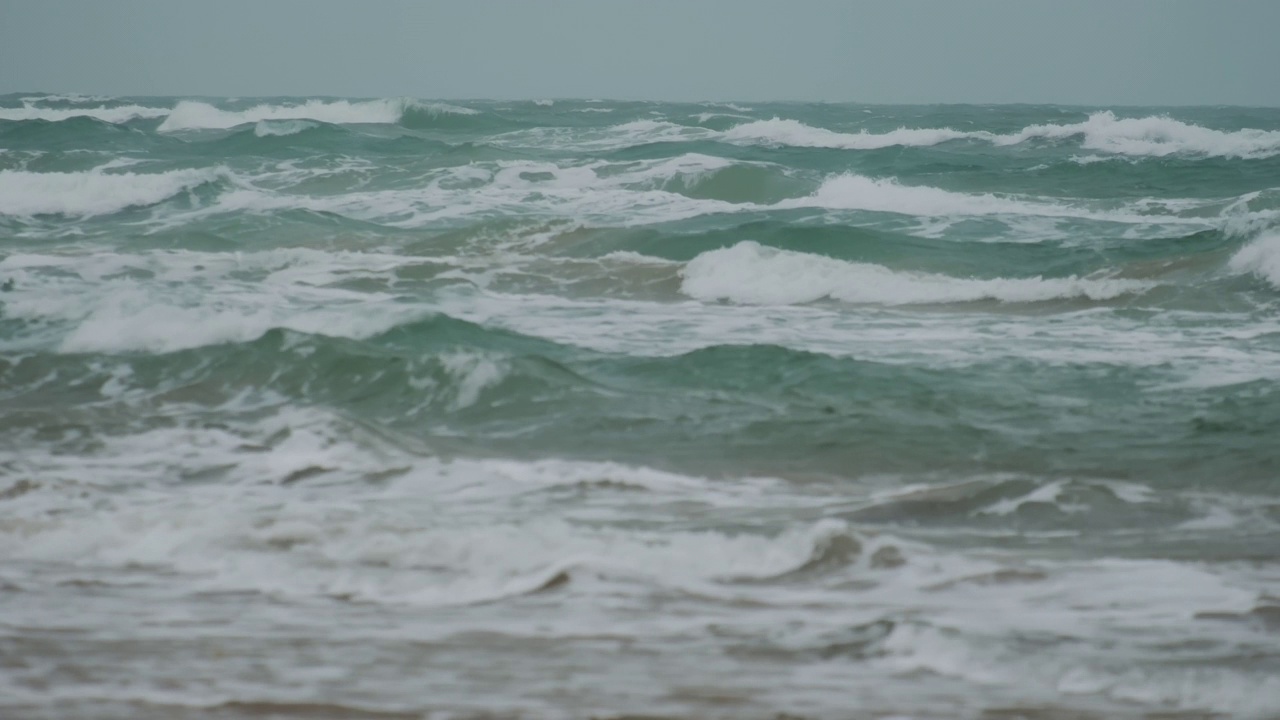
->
<box><xmin>1228</xmin><ymin>232</ymin><xmax>1280</xmax><ymax>289</ymax></box>
<box><xmin>156</xmin><ymin>98</ymin><xmax>458</xmax><ymax>131</ymax></box>
<box><xmin>995</xmin><ymin>111</ymin><xmax>1280</xmax><ymax>159</ymax></box>
<box><xmin>0</xmin><ymin>103</ymin><xmax>170</xmax><ymax>124</ymax></box>
<box><xmin>724</xmin><ymin>117</ymin><xmax>977</xmax><ymax>150</ymax></box>
<box><xmin>0</xmin><ymin>167</ymin><xmax>226</xmax><ymax>217</ymax></box>
<box><xmin>719</xmin><ymin>112</ymin><xmax>1280</xmax><ymax>158</ymax></box>
<box><xmin>253</xmin><ymin>119</ymin><xmax>321</xmax><ymax>137</ymax></box>
<box><xmin>680</xmin><ymin>241</ymin><xmax>1150</xmax><ymax>305</ymax></box>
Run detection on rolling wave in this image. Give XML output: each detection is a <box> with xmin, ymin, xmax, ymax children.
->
<box><xmin>785</xmin><ymin>172</ymin><xmax>1214</xmax><ymax>226</ymax></box>
<box><xmin>725</xmin><ymin>111</ymin><xmax>1280</xmax><ymax>158</ymax></box>
<box><xmin>0</xmin><ymin>167</ymin><xmax>227</xmax><ymax>217</ymax></box>
<box><xmin>1229</xmin><ymin>231</ymin><xmax>1280</xmax><ymax>288</ymax></box>
<box><xmin>8</xmin><ymin>96</ymin><xmax>1276</xmax><ymax>161</ymax></box>
<box><xmin>724</xmin><ymin>118</ymin><xmax>976</xmax><ymax>150</ymax></box>
<box><xmin>680</xmin><ymin>241</ymin><xmax>1151</xmax><ymax>305</ymax></box>
<box><xmin>994</xmin><ymin>111</ymin><xmax>1280</xmax><ymax>159</ymax></box>
<box><xmin>157</xmin><ymin>98</ymin><xmax>414</xmax><ymax>131</ymax></box>
<box><xmin>0</xmin><ymin>103</ymin><xmax>170</xmax><ymax>124</ymax></box>
<box><xmin>585</xmin><ymin>111</ymin><xmax>1280</xmax><ymax>159</ymax></box>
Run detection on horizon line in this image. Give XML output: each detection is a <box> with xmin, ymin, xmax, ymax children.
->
<box><xmin>4</xmin><ymin>92</ymin><xmax>1280</xmax><ymax>110</ymax></box>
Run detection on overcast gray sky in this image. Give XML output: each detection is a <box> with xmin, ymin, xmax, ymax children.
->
<box><xmin>2</xmin><ymin>0</ymin><xmax>1277</xmax><ymax>105</ymax></box>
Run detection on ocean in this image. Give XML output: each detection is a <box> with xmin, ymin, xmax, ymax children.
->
<box><xmin>2</xmin><ymin>94</ymin><xmax>1279</xmax><ymax>719</ymax></box>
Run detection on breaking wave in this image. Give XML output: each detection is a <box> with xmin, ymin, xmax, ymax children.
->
<box><xmin>252</xmin><ymin>119</ymin><xmax>321</xmax><ymax>137</ymax></box>
<box><xmin>994</xmin><ymin>110</ymin><xmax>1280</xmax><ymax>159</ymax></box>
<box><xmin>0</xmin><ymin>103</ymin><xmax>170</xmax><ymax>124</ymax></box>
<box><xmin>680</xmin><ymin>241</ymin><xmax>1151</xmax><ymax>305</ymax></box>
<box><xmin>1229</xmin><ymin>232</ymin><xmax>1280</xmax><ymax>288</ymax></box>
<box><xmin>157</xmin><ymin>98</ymin><xmax>413</xmax><ymax>131</ymax></box>
<box><xmin>724</xmin><ymin>118</ymin><xmax>977</xmax><ymax>150</ymax></box>
<box><xmin>724</xmin><ymin>112</ymin><xmax>1280</xmax><ymax>158</ymax></box>
<box><xmin>785</xmin><ymin>172</ymin><xmax>1227</xmax><ymax>228</ymax></box>
<box><xmin>0</xmin><ymin>167</ymin><xmax>227</xmax><ymax>217</ymax></box>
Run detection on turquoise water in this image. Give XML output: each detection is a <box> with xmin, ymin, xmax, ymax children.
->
<box><xmin>2</xmin><ymin>94</ymin><xmax>1280</xmax><ymax>719</ymax></box>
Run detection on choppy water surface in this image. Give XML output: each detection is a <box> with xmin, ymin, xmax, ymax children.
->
<box><xmin>2</xmin><ymin>94</ymin><xmax>1280</xmax><ymax>719</ymax></box>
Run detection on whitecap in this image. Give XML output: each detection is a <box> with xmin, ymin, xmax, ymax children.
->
<box><xmin>724</xmin><ymin>117</ymin><xmax>981</xmax><ymax>150</ymax></box>
<box><xmin>18</xmin><ymin>93</ymin><xmax>116</xmax><ymax>105</ymax></box>
<box><xmin>0</xmin><ymin>167</ymin><xmax>226</xmax><ymax>217</ymax></box>
<box><xmin>0</xmin><ymin>103</ymin><xmax>170</xmax><ymax>123</ymax></box>
<box><xmin>993</xmin><ymin>111</ymin><xmax>1280</xmax><ymax>159</ymax></box>
<box><xmin>1228</xmin><ymin>232</ymin><xmax>1280</xmax><ymax>288</ymax></box>
<box><xmin>716</xmin><ymin>112</ymin><xmax>1280</xmax><ymax>158</ymax></box>
<box><xmin>253</xmin><ymin>119</ymin><xmax>320</xmax><ymax>137</ymax></box>
<box><xmin>679</xmin><ymin>241</ymin><xmax>1150</xmax><ymax>306</ymax></box>
<box><xmin>157</xmin><ymin>98</ymin><xmax>420</xmax><ymax>131</ymax></box>
<box><xmin>786</xmin><ymin>172</ymin><xmax>1211</xmax><ymax>228</ymax></box>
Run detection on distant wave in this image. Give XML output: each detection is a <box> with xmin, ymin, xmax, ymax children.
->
<box><xmin>19</xmin><ymin>93</ymin><xmax>117</xmax><ymax>105</ymax></box>
<box><xmin>159</xmin><ymin>99</ymin><xmax>411</xmax><ymax>131</ymax></box>
<box><xmin>0</xmin><ymin>97</ymin><xmax>487</xmax><ymax>130</ymax></box>
<box><xmin>723</xmin><ymin>118</ymin><xmax>975</xmax><ymax>150</ymax></box>
<box><xmin>680</xmin><ymin>241</ymin><xmax>1151</xmax><ymax>305</ymax></box>
<box><xmin>0</xmin><ymin>103</ymin><xmax>170</xmax><ymax>123</ymax></box>
<box><xmin>713</xmin><ymin>112</ymin><xmax>1280</xmax><ymax>159</ymax></box>
<box><xmin>6</xmin><ymin>99</ymin><xmax>1279</xmax><ymax>160</ymax></box>
<box><xmin>783</xmin><ymin>172</ymin><xmax>1209</xmax><ymax>226</ymax></box>
<box><xmin>991</xmin><ymin>111</ymin><xmax>1280</xmax><ymax>159</ymax></box>
<box><xmin>0</xmin><ymin>167</ymin><xmax>225</xmax><ymax>217</ymax></box>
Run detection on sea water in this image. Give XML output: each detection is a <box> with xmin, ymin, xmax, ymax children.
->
<box><xmin>2</xmin><ymin>94</ymin><xmax>1279</xmax><ymax>719</ymax></box>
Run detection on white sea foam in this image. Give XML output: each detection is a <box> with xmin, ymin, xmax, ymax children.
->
<box><xmin>435</xmin><ymin>350</ymin><xmax>511</xmax><ymax>410</ymax></box>
<box><xmin>680</xmin><ymin>241</ymin><xmax>1150</xmax><ymax>305</ymax></box>
<box><xmin>1</xmin><ymin>393</ymin><xmax>1273</xmax><ymax>716</ymax></box>
<box><xmin>0</xmin><ymin>167</ymin><xmax>225</xmax><ymax>217</ymax></box>
<box><xmin>1228</xmin><ymin>232</ymin><xmax>1280</xmax><ymax>288</ymax></box>
<box><xmin>0</xmin><ymin>411</ymin><xmax>808</xmax><ymax>605</ymax></box>
<box><xmin>2</xmin><ymin>410</ymin><xmax>1268</xmax><ymax>717</ymax></box>
<box><xmin>0</xmin><ymin>103</ymin><xmax>170</xmax><ymax>123</ymax></box>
